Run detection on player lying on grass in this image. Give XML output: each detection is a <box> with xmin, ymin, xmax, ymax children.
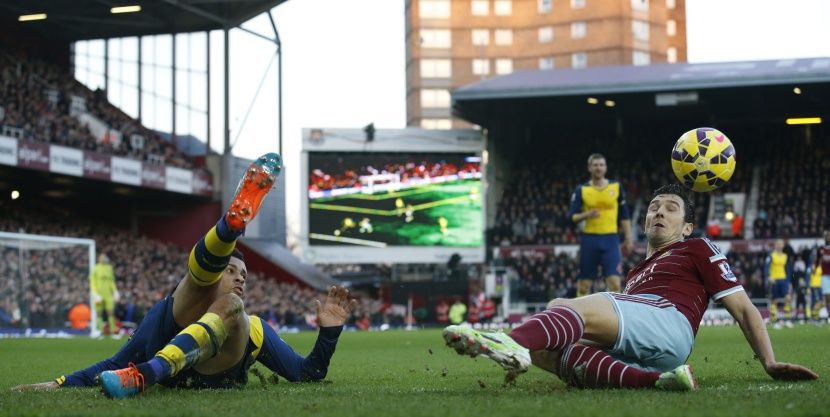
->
<box><xmin>13</xmin><ymin>153</ymin><xmax>357</xmax><ymax>399</ymax></box>
<box><xmin>445</xmin><ymin>184</ymin><xmax>818</xmax><ymax>391</ymax></box>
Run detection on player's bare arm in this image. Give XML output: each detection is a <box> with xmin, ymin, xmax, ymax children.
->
<box><xmin>719</xmin><ymin>290</ymin><xmax>818</xmax><ymax>381</ymax></box>
<box><xmin>12</xmin><ymin>381</ymin><xmax>59</xmax><ymax>391</ymax></box>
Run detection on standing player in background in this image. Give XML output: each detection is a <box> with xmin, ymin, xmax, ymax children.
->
<box><xmin>445</xmin><ymin>184</ymin><xmax>818</xmax><ymax>390</ymax></box>
<box><xmin>808</xmin><ymin>265</ymin><xmax>824</xmax><ymax>325</ymax></box>
<box><xmin>90</xmin><ymin>252</ymin><xmax>119</xmax><ymax>337</ymax></box>
<box><xmin>766</xmin><ymin>239</ymin><xmax>793</xmax><ymax>329</ymax></box>
<box><xmin>568</xmin><ymin>153</ymin><xmax>633</xmax><ymax>296</ymax></box>
<box><xmin>812</xmin><ymin>230</ymin><xmax>830</xmax><ymax>325</ymax></box>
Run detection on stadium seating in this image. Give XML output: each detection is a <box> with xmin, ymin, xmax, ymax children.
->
<box><xmin>0</xmin><ymin>46</ymin><xmax>195</xmax><ymax>169</ymax></box>
<box><xmin>0</xmin><ymin>197</ymin><xmax>394</xmax><ymax>333</ymax></box>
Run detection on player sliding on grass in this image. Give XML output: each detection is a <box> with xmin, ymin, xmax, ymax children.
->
<box><xmin>14</xmin><ymin>153</ymin><xmax>357</xmax><ymax>398</ymax></box>
<box><xmin>445</xmin><ymin>184</ymin><xmax>818</xmax><ymax>390</ymax></box>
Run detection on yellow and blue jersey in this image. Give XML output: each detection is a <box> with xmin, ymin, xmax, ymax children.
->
<box><xmin>765</xmin><ymin>252</ymin><xmax>789</xmax><ymax>281</ymax></box>
<box><xmin>810</xmin><ymin>265</ymin><xmax>822</xmax><ymax>288</ymax></box>
<box><xmin>568</xmin><ymin>180</ymin><xmax>631</xmax><ymax>235</ymax></box>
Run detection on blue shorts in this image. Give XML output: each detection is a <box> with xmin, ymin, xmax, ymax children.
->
<box><xmin>601</xmin><ymin>293</ymin><xmax>694</xmax><ymax>372</ymax></box>
<box><xmin>770</xmin><ymin>280</ymin><xmax>791</xmax><ymax>299</ymax></box>
<box><xmin>578</xmin><ymin>234</ymin><xmax>622</xmax><ymax>279</ymax></box>
<box><xmin>810</xmin><ymin>287</ymin><xmax>824</xmax><ymax>305</ymax></box>
<box><xmin>822</xmin><ymin>276</ymin><xmax>830</xmax><ymax>295</ymax></box>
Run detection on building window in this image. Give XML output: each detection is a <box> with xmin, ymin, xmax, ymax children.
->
<box><xmin>419</xmin><ymin>0</ymin><xmax>451</xmax><ymax>18</ymax></box>
<box><xmin>633</xmin><ymin>50</ymin><xmax>650</xmax><ymax>66</ymax></box>
<box><xmin>571</xmin><ymin>21</ymin><xmax>586</xmax><ymax>39</ymax></box>
<box><xmin>666</xmin><ymin>0</ymin><xmax>676</xmax><ymax>9</ymax></box>
<box><xmin>494</xmin><ymin>0</ymin><xmax>512</xmax><ymax>16</ymax></box>
<box><xmin>420</xmin><ymin>59</ymin><xmax>452</xmax><ymax>78</ymax></box>
<box><xmin>667</xmin><ymin>47</ymin><xmax>677</xmax><ymax>63</ymax></box>
<box><xmin>421</xmin><ymin>89</ymin><xmax>451</xmax><ymax>108</ymax></box>
<box><xmin>472</xmin><ymin>58</ymin><xmax>490</xmax><ymax>76</ymax></box>
<box><xmin>472</xmin><ymin>0</ymin><xmax>489</xmax><ymax>16</ymax></box>
<box><xmin>631</xmin><ymin>0</ymin><xmax>648</xmax><ymax>11</ymax></box>
<box><xmin>538</xmin><ymin>26</ymin><xmax>554</xmax><ymax>43</ymax></box>
<box><xmin>571</xmin><ymin>0</ymin><xmax>585</xmax><ymax>8</ymax></box>
<box><xmin>539</xmin><ymin>57</ymin><xmax>554</xmax><ymax>70</ymax></box>
<box><xmin>495</xmin><ymin>58</ymin><xmax>513</xmax><ymax>74</ymax></box>
<box><xmin>495</xmin><ymin>29</ymin><xmax>513</xmax><ymax>45</ymax></box>
<box><xmin>667</xmin><ymin>19</ymin><xmax>676</xmax><ymax>36</ymax></box>
<box><xmin>472</xmin><ymin>29</ymin><xmax>489</xmax><ymax>46</ymax></box>
<box><xmin>632</xmin><ymin>20</ymin><xmax>649</xmax><ymax>42</ymax></box>
<box><xmin>422</xmin><ymin>119</ymin><xmax>452</xmax><ymax>129</ymax></box>
<box><xmin>539</xmin><ymin>0</ymin><xmax>552</xmax><ymax>13</ymax></box>
<box><xmin>420</xmin><ymin>29</ymin><xmax>452</xmax><ymax>48</ymax></box>
<box><xmin>572</xmin><ymin>52</ymin><xmax>587</xmax><ymax>68</ymax></box>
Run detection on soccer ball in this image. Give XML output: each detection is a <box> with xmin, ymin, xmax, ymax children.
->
<box><xmin>670</xmin><ymin>127</ymin><xmax>736</xmax><ymax>192</ymax></box>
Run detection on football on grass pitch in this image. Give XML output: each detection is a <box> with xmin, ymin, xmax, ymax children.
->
<box><xmin>670</xmin><ymin>127</ymin><xmax>736</xmax><ymax>192</ymax></box>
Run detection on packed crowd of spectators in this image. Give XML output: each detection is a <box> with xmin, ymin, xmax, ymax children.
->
<box><xmin>0</xmin><ymin>46</ymin><xmax>195</xmax><ymax>169</ymax></box>
<box><xmin>0</xmin><ymin>197</ymin><xmax>399</xmax><ymax>333</ymax></box>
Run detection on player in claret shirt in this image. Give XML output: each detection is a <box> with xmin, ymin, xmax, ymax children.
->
<box><xmin>445</xmin><ymin>184</ymin><xmax>818</xmax><ymax>390</ymax></box>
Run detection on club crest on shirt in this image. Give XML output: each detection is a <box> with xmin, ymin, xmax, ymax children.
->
<box><xmin>717</xmin><ymin>261</ymin><xmax>737</xmax><ymax>282</ymax></box>
<box><xmin>609</xmin><ymin>190</ymin><xmax>615</xmax><ymax>197</ymax></box>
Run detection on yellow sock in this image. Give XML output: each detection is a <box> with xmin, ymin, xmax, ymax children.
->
<box><xmin>769</xmin><ymin>302</ymin><xmax>778</xmax><ymax>322</ymax></box>
<box><xmin>188</xmin><ymin>226</ymin><xmax>236</xmax><ymax>286</ymax></box>
<box><xmin>155</xmin><ymin>312</ymin><xmax>229</xmax><ymax>377</ymax></box>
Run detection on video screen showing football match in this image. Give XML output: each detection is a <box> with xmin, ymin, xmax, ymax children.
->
<box><xmin>307</xmin><ymin>152</ymin><xmax>483</xmax><ymax>247</ymax></box>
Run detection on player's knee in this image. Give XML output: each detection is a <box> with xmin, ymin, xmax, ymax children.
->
<box><xmin>547</xmin><ymin>297</ymin><xmax>571</xmax><ymax>309</ymax></box>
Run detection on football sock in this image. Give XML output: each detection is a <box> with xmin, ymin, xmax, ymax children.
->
<box><xmin>139</xmin><ymin>312</ymin><xmax>229</xmax><ymax>386</ymax></box>
<box><xmin>508</xmin><ymin>306</ymin><xmax>584</xmax><ymax>352</ymax></box>
<box><xmin>558</xmin><ymin>344</ymin><xmax>660</xmax><ymax>389</ymax></box>
<box><xmin>107</xmin><ymin>311</ymin><xmax>116</xmax><ymax>335</ymax></box>
<box><xmin>187</xmin><ymin>217</ymin><xmax>241</xmax><ymax>286</ymax></box>
<box><xmin>769</xmin><ymin>302</ymin><xmax>778</xmax><ymax>322</ymax></box>
<box><xmin>783</xmin><ymin>302</ymin><xmax>792</xmax><ymax>319</ymax></box>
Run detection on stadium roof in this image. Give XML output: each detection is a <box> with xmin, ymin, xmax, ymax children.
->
<box><xmin>0</xmin><ymin>0</ymin><xmax>287</xmax><ymax>42</ymax></box>
<box><xmin>452</xmin><ymin>57</ymin><xmax>830</xmax><ymax>128</ymax></box>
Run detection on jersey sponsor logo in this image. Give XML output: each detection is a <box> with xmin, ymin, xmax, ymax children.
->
<box><xmin>717</xmin><ymin>261</ymin><xmax>737</xmax><ymax>282</ymax></box>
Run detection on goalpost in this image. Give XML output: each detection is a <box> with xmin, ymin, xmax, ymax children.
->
<box><xmin>0</xmin><ymin>231</ymin><xmax>96</xmax><ymax>337</ymax></box>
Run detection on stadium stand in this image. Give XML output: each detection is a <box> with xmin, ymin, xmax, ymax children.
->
<box><xmin>0</xmin><ymin>44</ymin><xmax>195</xmax><ymax>169</ymax></box>
<box><xmin>0</xmin><ymin>197</ymin><xmax>395</xmax><ymax>334</ymax></box>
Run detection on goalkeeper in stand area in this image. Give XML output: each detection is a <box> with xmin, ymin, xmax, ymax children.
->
<box><xmin>444</xmin><ymin>184</ymin><xmax>818</xmax><ymax>390</ymax></box>
<box><xmin>14</xmin><ymin>153</ymin><xmax>357</xmax><ymax>399</ymax></box>
<box><xmin>90</xmin><ymin>251</ymin><xmax>120</xmax><ymax>337</ymax></box>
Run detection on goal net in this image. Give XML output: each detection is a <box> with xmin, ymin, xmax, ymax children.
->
<box><xmin>0</xmin><ymin>231</ymin><xmax>96</xmax><ymax>337</ymax></box>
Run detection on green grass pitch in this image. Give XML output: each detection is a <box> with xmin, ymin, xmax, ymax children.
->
<box><xmin>1</xmin><ymin>325</ymin><xmax>828</xmax><ymax>417</ymax></box>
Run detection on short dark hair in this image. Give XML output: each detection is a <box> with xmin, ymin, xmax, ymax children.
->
<box><xmin>587</xmin><ymin>153</ymin><xmax>605</xmax><ymax>164</ymax></box>
<box><xmin>231</xmin><ymin>247</ymin><xmax>245</xmax><ymax>263</ymax></box>
<box><xmin>652</xmin><ymin>184</ymin><xmax>695</xmax><ymax>224</ymax></box>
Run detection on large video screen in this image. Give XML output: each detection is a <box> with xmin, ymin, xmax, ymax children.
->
<box><xmin>307</xmin><ymin>152</ymin><xmax>483</xmax><ymax>249</ymax></box>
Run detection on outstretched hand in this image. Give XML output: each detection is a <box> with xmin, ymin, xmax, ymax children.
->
<box><xmin>316</xmin><ymin>286</ymin><xmax>357</xmax><ymax>327</ymax></box>
<box><xmin>765</xmin><ymin>362</ymin><xmax>819</xmax><ymax>381</ymax></box>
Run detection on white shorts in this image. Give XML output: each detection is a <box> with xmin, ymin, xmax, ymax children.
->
<box><xmin>601</xmin><ymin>292</ymin><xmax>695</xmax><ymax>373</ymax></box>
<box><xmin>822</xmin><ymin>275</ymin><xmax>830</xmax><ymax>295</ymax></box>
